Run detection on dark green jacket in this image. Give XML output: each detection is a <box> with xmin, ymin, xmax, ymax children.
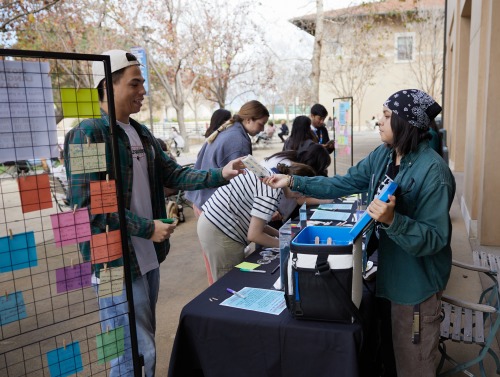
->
<box><xmin>292</xmin><ymin>141</ymin><xmax>456</xmax><ymax>304</ymax></box>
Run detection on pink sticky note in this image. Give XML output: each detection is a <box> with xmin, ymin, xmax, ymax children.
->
<box><xmin>55</xmin><ymin>262</ymin><xmax>92</xmax><ymax>293</ymax></box>
<box><xmin>51</xmin><ymin>208</ymin><xmax>91</xmax><ymax>247</ymax></box>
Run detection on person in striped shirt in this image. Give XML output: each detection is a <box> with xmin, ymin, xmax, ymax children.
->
<box><xmin>198</xmin><ymin>161</ymin><xmax>316</xmax><ymax>283</ymax></box>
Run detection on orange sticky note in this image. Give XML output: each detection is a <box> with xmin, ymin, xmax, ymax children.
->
<box><xmin>90</xmin><ymin>180</ymin><xmax>118</xmax><ymax>214</ymax></box>
<box><xmin>17</xmin><ymin>174</ymin><xmax>53</xmax><ymax>213</ymax></box>
<box><xmin>90</xmin><ymin>230</ymin><xmax>122</xmax><ymax>264</ymax></box>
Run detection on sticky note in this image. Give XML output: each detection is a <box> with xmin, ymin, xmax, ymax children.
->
<box><xmin>55</xmin><ymin>262</ymin><xmax>92</xmax><ymax>294</ymax></box>
<box><xmin>90</xmin><ymin>180</ymin><xmax>118</xmax><ymax>214</ymax></box>
<box><xmin>98</xmin><ymin>267</ymin><xmax>124</xmax><ymax>299</ymax></box>
<box><xmin>46</xmin><ymin>341</ymin><xmax>83</xmax><ymax>377</ymax></box>
<box><xmin>50</xmin><ymin>208</ymin><xmax>91</xmax><ymax>247</ymax></box>
<box><xmin>60</xmin><ymin>88</ymin><xmax>100</xmax><ymax>118</ymax></box>
<box><xmin>17</xmin><ymin>173</ymin><xmax>53</xmax><ymax>213</ymax></box>
<box><xmin>90</xmin><ymin>230</ymin><xmax>122</xmax><ymax>264</ymax></box>
<box><xmin>0</xmin><ymin>231</ymin><xmax>38</xmax><ymax>273</ymax></box>
<box><xmin>96</xmin><ymin>326</ymin><xmax>125</xmax><ymax>364</ymax></box>
<box><xmin>235</xmin><ymin>262</ymin><xmax>261</xmax><ymax>270</ymax></box>
<box><xmin>0</xmin><ymin>291</ymin><xmax>27</xmax><ymax>326</ymax></box>
<box><xmin>68</xmin><ymin>143</ymin><xmax>106</xmax><ymax>174</ymax></box>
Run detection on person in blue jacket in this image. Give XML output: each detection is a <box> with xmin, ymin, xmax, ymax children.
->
<box><xmin>263</xmin><ymin>89</ymin><xmax>456</xmax><ymax>377</ymax></box>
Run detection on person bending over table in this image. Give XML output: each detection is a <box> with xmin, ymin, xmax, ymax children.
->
<box><xmin>263</xmin><ymin>89</ymin><xmax>456</xmax><ymax>377</ymax></box>
<box><xmin>197</xmin><ymin>161</ymin><xmax>316</xmax><ymax>283</ymax></box>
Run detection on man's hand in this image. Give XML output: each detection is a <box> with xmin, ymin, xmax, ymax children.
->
<box><xmin>262</xmin><ymin>174</ymin><xmax>289</xmax><ymax>189</ymax></box>
<box><xmin>222</xmin><ymin>157</ymin><xmax>246</xmax><ymax>180</ymax></box>
<box><xmin>324</xmin><ymin>140</ymin><xmax>335</xmax><ymax>154</ymax></box>
<box><xmin>366</xmin><ymin>195</ymin><xmax>396</xmax><ymax>225</ymax></box>
<box><xmin>150</xmin><ymin>220</ymin><xmax>176</xmax><ymax>242</ymax></box>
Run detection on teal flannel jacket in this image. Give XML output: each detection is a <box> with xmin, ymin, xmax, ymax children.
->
<box><xmin>64</xmin><ymin>110</ymin><xmax>227</xmax><ymax>279</ymax></box>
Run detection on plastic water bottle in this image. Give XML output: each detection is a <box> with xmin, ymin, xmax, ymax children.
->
<box><xmin>299</xmin><ymin>202</ymin><xmax>307</xmax><ymax>229</ymax></box>
<box><xmin>279</xmin><ymin>219</ymin><xmax>292</xmax><ymax>290</ymax></box>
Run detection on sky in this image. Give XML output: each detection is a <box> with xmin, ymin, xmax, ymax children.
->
<box><xmin>255</xmin><ymin>0</ymin><xmax>371</xmax><ymax>60</ymax></box>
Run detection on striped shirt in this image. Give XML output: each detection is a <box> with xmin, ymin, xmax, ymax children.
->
<box><xmin>202</xmin><ymin>168</ymin><xmax>283</xmax><ymax>245</ymax></box>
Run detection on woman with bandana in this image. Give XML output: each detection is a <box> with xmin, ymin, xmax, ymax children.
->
<box><xmin>263</xmin><ymin>89</ymin><xmax>456</xmax><ymax>377</ymax></box>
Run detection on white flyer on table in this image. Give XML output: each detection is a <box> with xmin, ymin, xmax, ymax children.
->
<box><xmin>220</xmin><ymin>287</ymin><xmax>286</xmax><ymax>315</ymax></box>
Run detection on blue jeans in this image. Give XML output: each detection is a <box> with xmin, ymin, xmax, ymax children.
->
<box><xmin>96</xmin><ymin>268</ymin><xmax>160</xmax><ymax>377</ymax></box>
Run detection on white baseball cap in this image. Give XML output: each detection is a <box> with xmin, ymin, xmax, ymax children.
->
<box><xmin>92</xmin><ymin>49</ymin><xmax>141</xmax><ymax>88</ymax></box>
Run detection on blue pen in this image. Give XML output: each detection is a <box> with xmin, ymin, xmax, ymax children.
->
<box><xmin>226</xmin><ymin>288</ymin><xmax>246</xmax><ymax>299</ymax></box>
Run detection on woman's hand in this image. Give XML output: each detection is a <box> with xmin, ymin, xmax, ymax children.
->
<box><xmin>262</xmin><ymin>174</ymin><xmax>289</xmax><ymax>189</ymax></box>
<box><xmin>222</xmin><ymin>157</ymin><xmax>246</xmax><ymax>180</ymax></box>
<box><xmin>366</xmin><ymin>195</ymin><xmax>396</xmax><ymax>225</ymax></box>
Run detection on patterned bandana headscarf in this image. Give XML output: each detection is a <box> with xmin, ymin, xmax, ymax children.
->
<box><xmin>383</xmin><ymin>89</ymin><xmax>442</xmax><ymax>130</ymax></box>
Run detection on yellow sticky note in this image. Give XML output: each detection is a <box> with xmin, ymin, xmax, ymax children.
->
<box><xmin>98</xmin><ymin>267</ymin><xmax>124</xmax><ymax>299</ymax></box>
<box><xmin>60</xmin><ymin>88</ymin><xmax>100</xmax><ymax>118</ymax></box>
<box><xmin>235</xmin><ymin>262</ymin><xmax>261</xmax><ymax>270</ymax></box>
<box><xmin>69</xmin><ymin>143</ymin><xmax>106</xmax><ymax>174</ymax></box>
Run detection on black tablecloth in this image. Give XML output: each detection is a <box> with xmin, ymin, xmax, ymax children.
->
<box><xmin>168</xmin><ymin>248</ymin><xmax>376</xmax><ymax>377</ymax></box>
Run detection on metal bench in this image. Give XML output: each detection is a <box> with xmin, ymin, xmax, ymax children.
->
<box><xmin>437</xmin><ymin>252</ymin><xmax>500</xmax><ymax>376</ymax></box>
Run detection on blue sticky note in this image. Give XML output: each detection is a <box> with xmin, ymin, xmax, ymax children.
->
<box><xmin>47</xmin><ymin>341</ymin><xmax>83</xmax><ymax>377</ymax></box>
<box><xmin>0</xmin><ymin>291</ymin><xmax>27</xmax><ymax>326</ymax></box>
<box><xmin>0</xmin><ymin>231</ymin><xmax>38</xmax><ymax>273</ymax></box>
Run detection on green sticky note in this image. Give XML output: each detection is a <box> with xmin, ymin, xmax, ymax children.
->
<box><xmin>60</xmin><ymin>88</ymin><xmax>100</xmax><ymax>118</ymax></box>
<box><xmin>96</xmin><ymin>326</ymin><xmax>125</xmax><ymax>364</ymax></box>
<box><xmin>235</xmin><ymin>262</ymin><xmax>260</xmax><ymax>270</ymax></box>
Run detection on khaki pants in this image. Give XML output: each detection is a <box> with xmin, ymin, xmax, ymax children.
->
<box><xmin>391</xmin><ymin>292</ymin><xmax>442</xmax><ymax>377</ymax></box>
<box><xmin>197</xmin><ymin>213</ymin><xmax>246</xmax><ymax>283</ymax></box>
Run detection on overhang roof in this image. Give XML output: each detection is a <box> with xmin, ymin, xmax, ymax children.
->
<box><xmin>291</xmin><ymin>0</ymin><xmax>445</xmax><ymax>35</ymax></box>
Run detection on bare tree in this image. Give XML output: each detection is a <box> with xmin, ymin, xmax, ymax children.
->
<box><xmin>0</xmin><ymin>0</ymin><xmax>62</xmax><ymax>34</ymax></box>
<box><xmin>322</xmin><ymin>13</ymin><xmax>388</xmax><ymax>131</ymax></box>
<box><xmin>400</xmin><ymin>6</ymin><xmax>445</xmax><ymax>100</ymax></box>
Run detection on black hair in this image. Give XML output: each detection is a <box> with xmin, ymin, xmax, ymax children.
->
<box><xmin>310</xmin><ymin>103</ymin><xmax>328</xmax><ymax>118</ymax></box>
<box><xmin>205</xmin><ymin>108</ymin><xmax>232</xmax><ymax>138</ymax></box>
<box><xmin>389</xmin><ymin>113</ymin><xmax>431</xmax><ymax>156</ymax></box>
<box><xmin>265</xmin><ymin>143</ymin><xmax>331</xmax><ymax>176</ymax></box>
<box><xmin>285</xmin><ymin>115</ymin><xmax>317</xmax><ymax>151</ymax></box>
<box><xmin>97</xmin><ymin>69</ymin><xmax>126</xmax><ymax>102</ymax></box>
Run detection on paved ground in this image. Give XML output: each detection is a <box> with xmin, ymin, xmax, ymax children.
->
<box><xmin>156</xmin><ymin>132</ymin><xmax>500</xmax><ymax>376</ymax></box>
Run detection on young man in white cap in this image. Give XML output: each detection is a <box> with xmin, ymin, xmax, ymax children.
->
<box><xmin>64</xmin><ymin>50</ymin><xmax>244</xmax><ymax>376</ymax></box>
<box><xmin>264</xmin><ymin>89</ymin><xmax>455</xmax><ymax>377</ymax></box>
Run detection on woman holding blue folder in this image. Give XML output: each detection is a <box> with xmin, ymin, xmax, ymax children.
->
<box><xmin>263</xmin><ymin>89</ymin><xmax>456</xmax><ymax>377</ymax></box>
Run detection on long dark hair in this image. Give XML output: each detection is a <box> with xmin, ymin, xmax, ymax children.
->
<box><xmin>265</xmin><ymin>143</ymin><xmax>331</xmax><ymax>176</ymax></box>
<box><xmin>285</xmin><ymin>115</ymin><xmax>317</xmax><ymax>151</ymax></box>
<box><xmin>205</xmin><ymin>109</ymin><xmax>232</xmax><ymax>138</ymax></box>
<box><xmin>389</xmin><ymin>114</ymin><xmax>431</xmax><ymax>156</ymax></box>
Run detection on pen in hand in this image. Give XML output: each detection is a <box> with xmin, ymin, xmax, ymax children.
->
<box><xmin>226</xmin><ymin>288</ymin><xmax>246</xmax><ymax>299</ymax></box>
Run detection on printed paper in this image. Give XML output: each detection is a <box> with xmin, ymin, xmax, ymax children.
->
<box><xmin>96</xmin><ymin>326</ymin><xmax>125</xmax><ymax>364</ymax></box>
<box><xmin>0</xmin><ymin>231</ymin><xmax>38</xmax><ymax>273</ymax></box>
<box><xmin>17</xmin><ymin>174</ymin><xmax>53</xmax><ymax>213</ymax></box>
<box><xmin>46</xmin><ymin>341</ymin><xmax>83</xmax><ymax>377</ymax></box>
<box><xmin>90</xmin><ymin>180</ymin><xmax>118</xmax><ymax>214</ymax></box>
<box><xmin>55</xmin><ymin>262</ymin><xmax>92</xmax><ymax>294</ymax></box>
<box><xmin>98</xmin><ymin>267</ymin><xmax>124</xmax><ymax>299</ymax></box>
<box><xmin>68</xmin><ymin>143</ymin><xmax>106</xmax><ymax>174</ymax></box>
<box><xmin>90</xmin><ymin>230</ymin><xmax>122</xmax><ymax>264</ymax></box>
<box><xmin>50</xmin><ymin>208</ymin><xmax>91</xmax><ymax>247</ymax></box>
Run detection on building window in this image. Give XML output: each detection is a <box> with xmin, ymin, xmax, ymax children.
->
<box><xmin>395</xmin><ymin>33</ymin><xmax>414</xmax><ymax>62</ymax></box>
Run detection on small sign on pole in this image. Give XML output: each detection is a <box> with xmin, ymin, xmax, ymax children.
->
<box><xmin>130</xmin><ymin>46</ymin><xmax>150</xmax><ymax>95</ymax></box>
